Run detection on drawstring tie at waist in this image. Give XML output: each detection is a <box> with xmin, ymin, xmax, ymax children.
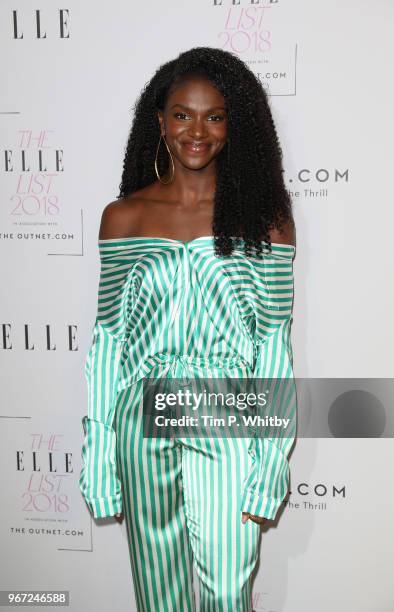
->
<box><xmin>155</xmin><ymin>352</ymin><xmax>253</xmax><ymax>383</ymax></box>
<box><xmin>117</xmin><ymin>346</ymin><xmax>260</xmax><ymax>392</ymax></box>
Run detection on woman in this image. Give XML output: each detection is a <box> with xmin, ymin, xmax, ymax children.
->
<box><xmin>79</xmin><ymin>46</ymin><xmax>296</xmax><ymax>612</ymax></box>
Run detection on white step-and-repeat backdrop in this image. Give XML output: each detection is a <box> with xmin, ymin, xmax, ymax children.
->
<box><xmin>1</xmin><ymin>2</ymin><xmax>393</xmax><ymax>611</ymax></box>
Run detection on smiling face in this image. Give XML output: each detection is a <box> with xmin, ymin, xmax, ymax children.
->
<box><xmin>157</xmin><ymin>76</ymin><xmax>228</xmax><ymax>172</ymax></box>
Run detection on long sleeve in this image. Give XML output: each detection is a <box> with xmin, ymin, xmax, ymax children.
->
<box><xmin>78</xmin><ymin>241</ymin><xmax>132</xmax><ymax>518</ymax></box>
<box><xmin>240</xmin><ymin>319</ymin><xmax>297</xmax><ymax>520</ymax></box>
<box><xmin>240</xmin><ymin>244</ymin><xmax>296</xmax><ymax>520</ymax></box>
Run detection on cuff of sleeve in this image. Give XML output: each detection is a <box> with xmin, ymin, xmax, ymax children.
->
<box><xmin>84</xmin><ymin>492</ymin><xmax>123</xmax><ymax>519</ymax></box>
<box><xmin>79</xmin><ymin>416</ymin><xmax>123</xmax><ymax>519</ymax></box>
<box><xmin>240</xmin><ymin>487</ymin><xmax>284</xmax><ymax>521</ymax></box>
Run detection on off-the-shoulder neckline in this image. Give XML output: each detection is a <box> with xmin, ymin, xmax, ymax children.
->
<box><xmin>98</xmin><ymin>235</ymin><xmax>296</xmax><ymax>250</ymax></box>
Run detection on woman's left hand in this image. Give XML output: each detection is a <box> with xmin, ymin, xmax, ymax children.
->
<box><xmin>241</xmin><ymin>512</ymin><xmax>266</xmax><ymax>525</ymax></box>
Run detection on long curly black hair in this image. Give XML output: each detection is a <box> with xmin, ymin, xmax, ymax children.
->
<box><xmin>117</xmin><ymin>46</ymin><xmax>294</xmax><ymax>258</ymax></box>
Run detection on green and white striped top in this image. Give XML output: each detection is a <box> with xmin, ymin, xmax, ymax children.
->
<box><xmin>78</xmin><ymin>235</ymin><xmax>296</xmax><ymax>520</ymax></box>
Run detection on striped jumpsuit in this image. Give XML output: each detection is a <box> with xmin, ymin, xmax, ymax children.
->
<box><xmin>78</xmin><ymin>235</ymin><xmax>296</xmax><ymax>612</ymax></box>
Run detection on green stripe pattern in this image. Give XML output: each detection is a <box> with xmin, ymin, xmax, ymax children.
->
<box><xmin>78</xmin><ymin>235</ymin><xmax>296</xmax><ymax>610</ymax></box>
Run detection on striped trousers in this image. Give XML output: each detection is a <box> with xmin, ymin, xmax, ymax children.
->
<box><xmin>115</xmin><ymin>379</ymin><xmax>262</xmax><ymax>612</ymax></box>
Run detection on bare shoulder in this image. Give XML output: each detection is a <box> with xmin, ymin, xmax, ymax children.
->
<box><xmin>98</xmin><ymin>196</ymin><xmax>144</xmax><ymax>240</ymax></box>
<box><xmin>268</xmin><ymin>216</ymin><xmax>296</xmax><ymax>247</ymax></box>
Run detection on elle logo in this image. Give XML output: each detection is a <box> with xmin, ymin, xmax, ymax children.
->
<box><xmin>11</xmin><ymin>9</ymin><xmax>70</xmax><ymax>39</ymax></box>
<box><xmin>1</xmin><ymin>324</ymin><xmax>79</xmax><ymax>351</ymax></box>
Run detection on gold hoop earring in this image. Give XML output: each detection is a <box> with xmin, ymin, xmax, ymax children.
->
<box><xmin>155</xmin><ymin>133</ymin><xmax>175</xmax><ymax>184</ymax></box>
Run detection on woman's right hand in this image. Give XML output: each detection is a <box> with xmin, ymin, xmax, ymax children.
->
<box><xmin>114</xmin><ymin>512</ymin><xmax>123</xmax><ymax>523</ymax></box>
